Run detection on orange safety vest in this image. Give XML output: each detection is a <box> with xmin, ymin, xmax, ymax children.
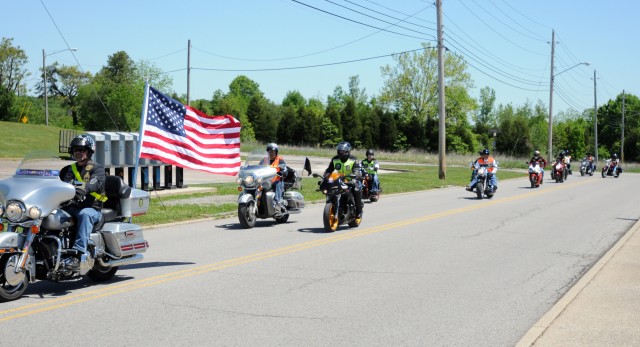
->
<box><xmin>270</xmin><ymin>156</ymin><xmax>283</xmax><ymax>182</ymax></box>
<box><xmin>477</xmin><ymin>157</ymin><xmax>496</xmax><ymax>173</ymax></box>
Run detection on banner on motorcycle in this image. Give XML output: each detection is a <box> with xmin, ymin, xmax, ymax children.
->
<box><xmin>138</xmin><ymin>85</ymin><xmax>242</xmax><ymax>176</ymax></box>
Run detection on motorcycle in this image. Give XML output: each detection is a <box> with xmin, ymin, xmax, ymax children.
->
<box><xmin>471</xmin><ymin>164</ymin><xmax>496</xmax><ymax>199</ymax></box>
<box><xmin>236</xmin><ymin>150</ymin><xmax>309</xmax><ymax>228</ymax></box>
<box><xmin>550</xmin><ymin>159</ymin><xmax>567</xmax><ymax>183</ymax></box>
<box><xmin>313</xmin><ymin>172</ymin><xmax>362</xmax><ymax>232</ymax></box>
<box><xmin>361</xmin><ymin>171</ymin><xmax>381</xmax><ymax>202</ymax></box>
<box><xmin>580</xmin><ymin>158</ymin><xmax>595</xmax><ymax>176</ymax></box>
<box><xmin>0</xmin><ymin>151</ymin><xmax>149</xmax><ymax>302</ymax></box>
<box><xmin>601</xmin><ymin>159</ymin><xmax>622</xmax><ymax>178</ymax></box>
<box><xmin>527</xmin><ymin>161</ymin><xmax>543</xmax><ymax>188</ymax></box>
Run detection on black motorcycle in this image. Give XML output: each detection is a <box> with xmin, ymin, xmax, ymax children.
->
<box><xmin>313</xmin><ymin>172</ymin><xmax>362</xmax><ymax>232</ymax></box>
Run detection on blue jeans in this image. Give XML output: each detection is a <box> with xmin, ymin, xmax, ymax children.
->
<box><xmin>368</xmin><ymin>174</ymin><xmax>380</xmax><ymax>192</ymax></box>
<box><xmin>273</xmin><ymin>180</ymin><xmax>284</xmax><ymax>205</ymax></box>
<box><xmin>65</xmin><ymin>206</ymin><xmax>101</xmax><ymax>254</ymax></box>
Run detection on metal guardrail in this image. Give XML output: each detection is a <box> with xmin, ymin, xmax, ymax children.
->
<box><xmin>58</xmin><ymin>129</ymin><xmax>78</xmax><ymax>154</ymax></box>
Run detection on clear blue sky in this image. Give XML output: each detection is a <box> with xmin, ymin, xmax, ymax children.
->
<box><xmin>3</xmin><ymin>0</ymin><xmax>638</xmax><ymax>117</ymax></box>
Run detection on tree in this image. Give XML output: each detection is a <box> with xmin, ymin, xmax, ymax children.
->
<box><xmin>473</xmin><ymin>87</ymin><xmax>496</xmax><ymax>149</ymax></box>
<box><xmin>76</xmin><ymin>51</ymin><xmax>169</xmax><ymax>131</ymax></box>
<box><xmin>0</xmin><ymin>37</ymin><xmax>29</xmax><ymax>121</ymax></box>
<box><xmin>379</xmin><ymin>42</ymin><xmax>473</xmax><ymax>150</ymax></box>
<box><xmin>48</xmin><ymin>65</ymin><xmax>91</xmax><ymax>126</ymax></box>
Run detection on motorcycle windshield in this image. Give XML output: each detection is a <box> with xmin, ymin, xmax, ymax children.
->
<box><xmin>0</xmin><ymin>150</ymin><xmax>75</xmax><ymax>218</ymax></box>
<box><xmin>14</xmin><ymin>150</ymin><xmax>72</xmax><ymax>177</ymax></box>
<box><xmin>237</xmin><ymin>150</ymin><xmax>277</xmax><ymax>187</ymax></box>
<box><xmin>243</xmin><ymin>150</ymin><xmax>271</xmax><ymax>168</ymax></box>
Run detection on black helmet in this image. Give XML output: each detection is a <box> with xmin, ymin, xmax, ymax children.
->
<box><xmin>533</xmin><ymin>150</ymin><xmax>540</xmax><ymax>157</ymax></box>
<box><xmin>366</xmin><ymin>149</ymin><xmax>374</xmax><ymax>156</ymax></box>
<box><xmin>266</xmin><ymin>143</ymin><xmax>279</xmax><ymax>155</ymax></box>
<box><xmin>481</xmin><ymin>148</ymin><xmax>490</xmax><ymax>156</ymax></box>
<box><xmin>337</xmin><ymin>141</ymin><xmax>352</xmax><ymax>161</ymax></box>
<box><xmin>68</xmin><ymin>134</ymin><xmax>95</xmax><ymax>156</ymax></box>
<box><xmin>613</xmin><ymin>153</ymin><xmax>618</xmax><ymax>159</ymax></box>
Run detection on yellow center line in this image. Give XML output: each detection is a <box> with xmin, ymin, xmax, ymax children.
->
<box><xmin>0</xmin><ymin>179</ymin><xmax>589</xmax><ymax>321</ymax></box>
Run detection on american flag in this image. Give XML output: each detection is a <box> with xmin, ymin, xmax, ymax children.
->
<box><xmin>139</xmin><ymin>86</ymin><xmax>241</xmax><ymax>176</ymax></box>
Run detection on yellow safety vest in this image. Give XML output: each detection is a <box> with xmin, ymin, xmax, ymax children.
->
<box><xmin>71</xmin><ymin>163</ymin><xmax>107</xmax><ymax>203</ymax></box>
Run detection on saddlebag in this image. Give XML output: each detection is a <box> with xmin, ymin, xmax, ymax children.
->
<box><xmin>99</xmin><ymin>223</ymin><xmax>148</xmax><ymax>257</ymax></box>
<box><xmin>284</xmin><ymin>191</ymin><xmax>305</xmax><ymax>213</ymax></box>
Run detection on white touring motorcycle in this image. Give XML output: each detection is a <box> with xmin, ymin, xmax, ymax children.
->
<box><xmin>236</xmin><ymin>150</ymin><xmax>309</xmax><ymax>228</ymax></box>
<box><xmin>0</xmin><ymin>151</ymin><xmax>149</xmax><ymax>302</ymax></box>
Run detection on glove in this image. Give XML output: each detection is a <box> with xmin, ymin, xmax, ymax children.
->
<box><xmin>74</xmin><ymin>188</ymin><xmax>86</xmax><ymax>202</ymax></box>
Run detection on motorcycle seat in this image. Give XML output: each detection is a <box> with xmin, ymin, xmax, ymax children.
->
<box><xmin>100</xmin><ymin>176</ymin><xmax>132</xmax><ymax>222</ymax></box>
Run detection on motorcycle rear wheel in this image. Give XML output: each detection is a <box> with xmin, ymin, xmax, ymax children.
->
<box><xmin>238</xmin><ymin>202</ymin><xmax>257</xmax><ymax>229</ymax></box>
<box><xmin>0</xmin><ymin>254</ymin><xmax>29</xmax><ymax>302</ymax></box>
<box><xmin>369</xmin><ymin>193</ymin><xmax>379</xmax><ymax>202</ymax></box>
<box><xmin>87</xmin><ymin>265</ymin><xmax>119</xmax><ymax>282</ymax></box>
<box><xmin>323</xmin><ymin>203</ymin><xmax>339</xmax><ymax>232</ymax></box>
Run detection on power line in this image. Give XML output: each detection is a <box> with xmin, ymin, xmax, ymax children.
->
<box><xmin>454</xmin><ymin>0</ymin><xmax>547</xmax><ymax>56</ymax></box>
<box><xmin>290</xmin><ymin>0</ymin><xmax>435</xmax><ymax>41</ymax></box>
<box><xmin>190</xmin><ymin>47</ymin><xmax>427</xmax><ymax>72</ymax></box>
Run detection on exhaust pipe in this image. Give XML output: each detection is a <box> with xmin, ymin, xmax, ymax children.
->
<box><xmin>97</xmin><ymin>254</ymin><xmax>144</xmax><ymax>268</ymax></box>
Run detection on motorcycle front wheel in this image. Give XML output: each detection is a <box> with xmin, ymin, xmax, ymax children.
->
<box><xmin>601</xmin><ymin>168</ymin><xmax>606</xmax><ymax>178</ymax></box>
<box><xmin>323</xmin><ymin>203</ymin><xmax>339</xmax><ymax>232</ymax></box>
<box><xmin>238</xmin><ymin>201</ymin><xmax>257</xmax><ymax>229</ymax></box>
<box><xmin>476</xmin><ymin>182</ymin><xmax>484</xmax><ymax>199</ymax></box>
<box><xmin>0</xmin><ymin>254</ymin><xmax>29</xmax><ymax>302</ymax></box>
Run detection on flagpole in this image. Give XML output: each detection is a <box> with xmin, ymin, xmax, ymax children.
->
<box><xmin>132</xmin><ymin>81</ymin><xmax>150</xmax><ymax>188</ymax></box>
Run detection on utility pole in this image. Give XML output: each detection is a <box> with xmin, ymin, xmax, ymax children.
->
<box><xmin>436</xmin><ymin>0</ymin><xmax>446</xmax><ymax>179</ymax></box>
<box><xmin>593</xmin><ymin>70</ymin><xmax>598</xmax><ymax>163</ymax></box>
<box><xmin>547</xmin><ymin>30</ymin><xmax>555</xmax><ymax>161</ymax></box>
<box><xmin>43</xmin><ymin>49</ymin><xmax>48</xmax><ymax>126</ymax></box>
<box><xmin>621</xmin><ymin>90</ymin><xmax>625</xmax><ymax>162</ymax></box>
<box><xmin>187</xmin><ymin>39</ymin><xmax>191</xmax><ymax>105</ymax></box>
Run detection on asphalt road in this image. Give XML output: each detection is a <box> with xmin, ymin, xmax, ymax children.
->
<box><xmin>0</xmin><ymin>172</ymin><xmax>637</xmax><ymax>346</ymax></box>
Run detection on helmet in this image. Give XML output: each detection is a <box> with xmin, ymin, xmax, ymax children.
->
<box><xmin>480</xmin><ymin>148</ymin><xmax>490</xmax><ymax>156</ymax></box>
<box><xmin>366</xmin><ymin>149</ymin><xmax>374</xmax><ymax>156</ymax></box>
<box><xmin>613</xmin><ymin>153</ymin><xmax>618</xmax><ymax>159</ymax></box>
<box><xmin>533</xmin><ymin>150</ymin><xmax>540</xmax><ymax>157</ymax></box>
<box><xmin>336</xmin><ymin>141</ymin><xmax>352</xmax><ymax>161</ymax></box>
<box><xmin>266</xmin><ymin>143</ymin><xmax>279</xmax><ymax>155</ymax></box>
<box><xmin>68</xmin><ymin>134</ymin><xmax>95</xmax><ymax>157</ymax></box>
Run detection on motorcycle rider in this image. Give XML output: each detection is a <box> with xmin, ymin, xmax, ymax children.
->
<box><xmin>529</xmin><ymin>150</ymin><xmax>547</xmax><ymax>183</ymax></box>
<box><xmin>584</xmin><ymin>152</ymin><xmax>596</xmax><ymax>172</ymax></box>
<box><xmin>361</xmin><ymin>149</ymin><xmax>380</xmax><ymax>193</ymax></box>
<box><xmin>324</xmin><ymin>141</ymin><xmax>363</xmax><ymax>219</ymax></box>
<box><xmin>467</xmin><ymin>148</ymin><xmax>498</xmax><ymax>192</ymax></box>
<box><xmin>259</xmin><ymin>143</ymin><xmax>288</xmax><ymax>214</ymax></box>
<box><xmin>59</xmin><ymin>135</ymin><xmax>107</xmax><ymax>270</ymax></box>
<box><xmin>609</xmin><ymin>153</ymin><xmax>620</xmax><ymax>174</ymax></box>
<box><xmin>563</xmin><ymin>149</ymin><xmax>572</xmax><ymax>174</ymax></box>
<box><xmin>466</xmin><ymin>151</ymin><xmax>483</xmax><ymax>191</ymax></box>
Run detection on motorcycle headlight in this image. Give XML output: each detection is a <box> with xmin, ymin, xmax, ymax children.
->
<box><xmin>28</xmin><ymin>206</ymin><xmax>42</xmax><ymax>219</ymax></box>
<box><xmin>6</xmin><ymin>201</ymin><xmax>25</xmax><ymax>222</ymax></box>
<box><xmin>244</xmin><ymin>175</ymin><xmax>255</xmax><ymax>186</ymax></box>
